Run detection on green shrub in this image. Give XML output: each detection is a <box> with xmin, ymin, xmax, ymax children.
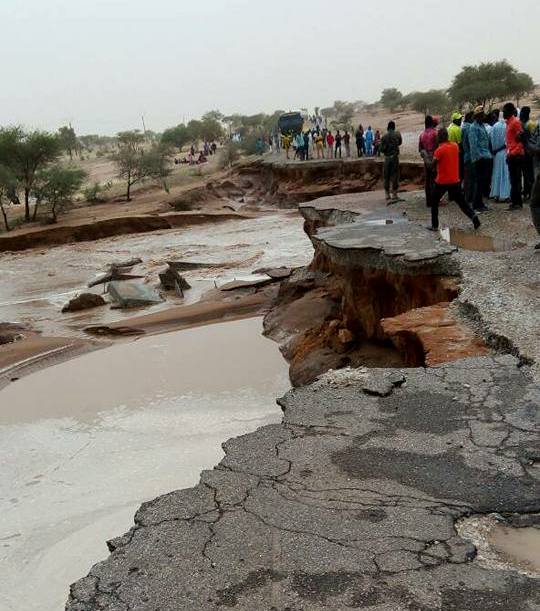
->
<box><xmin>84</xmin><ymin>181</ymin><xmax>112</xmax><ymax>203</ymax></box>
<box><xmin>218</xmin><ymin>141</ymin><xmax>241</xmax><ymax>169</ymax></box>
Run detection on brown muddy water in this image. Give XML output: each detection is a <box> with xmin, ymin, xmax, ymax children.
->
<box><xmin>458</xmin><ymin>514</ymin><xmax>540</xmax><ymax>579</ymax></box>
<box><xmin>440</xmin><ymin>227</ymin><xmax>514</xmax><ymax>252</ymax></box>
<box><xmin>489</xmin><ymin>524</ymin><xmax>540</xmax><ymax>574</ymax></box>
<box><xmin>0</xmin><ymin>317</ymin><xmax>289</xmax><ymax>611</ymax></box>
<box><xmin>0</xmin><ymin>212</ymin><xmax>312</xmax><ymax>338</ymax></box>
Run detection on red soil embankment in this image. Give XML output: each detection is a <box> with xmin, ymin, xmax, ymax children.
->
<box><xmin>0</xmin><ymin>212</ymin><xmax>245</xmax><ymax>252</ymax></box>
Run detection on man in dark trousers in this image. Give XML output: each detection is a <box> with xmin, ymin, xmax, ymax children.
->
<box><xmin>335</xmin><ymin>130</ymin><xmax>342</xmax><ymax>158</ymax></box>
<box><xmin>504</xmin><ymin>102</ymin><xmax>525</xmax><ymax>210</ymax></box>
<box><xmin>468</xmin><ymin>106</ymin><xmax>491</xmax><ymax>212</ymax></box>
<box><xmin>520</xmin><ymin>106</ymin><xmax>535</xmax><ymax>200</ymax></box>
<box><xmin>418</xmin><ymin>115</ymin><xmax>438</xmax><ymax>207</ymax></box>
<box><xmin>429</xmin><ymin>127</ymin><xmax>480</xmax><ymax>232</ymax></box>
<box><xmin>381</xmin><ymin>121</ymin><xmax>402</xmax><ymax>203</ymax></box>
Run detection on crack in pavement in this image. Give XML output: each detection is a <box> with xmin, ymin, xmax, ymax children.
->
<box><xmin>66</xmin><ymin>357</ymin><xmax>540</xmax><ymax>610</ymax></box>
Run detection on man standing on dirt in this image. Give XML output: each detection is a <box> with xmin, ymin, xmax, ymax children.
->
<box><xmin>429</xmin><ymin>127</ymin><xmax>481</xmax><ymax>232</ymax></box>
<box><xmin>315</xmin><ymin>132</ymin><xmax>324</xmax><ymax>159</ymax></box>
<box><xmin>461</xmin><ymin>112</ymin><xmax>475</xmax><ymax>204</ymax></box>
<box><xmin>343</xmin><ymin>130</ymin><xmax>351</xmax><ymax>158</ymax></box>
<box><xmin>326</xmin><ymin>130</ymin><xmax>335</xmax><ymax>158</ymax></box>
<box><xmin>381</xmin><ymin>121</ymin><xmax>402</xmax><ymax>203</ymax></box>
<box><xmin>303</xmin><ymin>130</ymin><xmax>310</xmax><ymax>161</ymax></box>
<box><xmin>282</xmin><ymin>133</ymin><xmax>292</xmax><ymax>159</ymax></box>
<box><xmin>335</xmin><ymin>130</ymin><xmax>343</xmax><ymax>158</ymax></box>
<box><xmin>468</xmin><ymin>106</ymin><xmax>491</xmax><ymax>213</ymax></box>
<box><xmin>520</xmin><ymin>106</ymin><xmax>535</xmax><ymax>200</ymax></box>
<box><xmin>504</xmin><ymin>102</ymin><xmax>525</xmax><ymax>210</ymax></box>
<box><xmin>355</xmin><ymin>126</ymin><xmax>364</xmax><ymax>158</ymax></box>
<box><xmin>448</xmin><ymin>113</ymin><xmax>462</xmax><ymax>145</ymax></box>
<box><xmin>448</xmin><ymin>112</ymin><xmax>463</xmax><ymax>179</ymax></box>
<box><xmin>419</xmin><ymin>115</ymin><xmax>438</xmax><ymax>208</ymax></box>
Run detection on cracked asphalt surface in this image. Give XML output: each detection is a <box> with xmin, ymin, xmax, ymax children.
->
<box><xmin>66</xmin><ymin>355</ymin><xmax>540</xmax><ymax>610</ymax></box>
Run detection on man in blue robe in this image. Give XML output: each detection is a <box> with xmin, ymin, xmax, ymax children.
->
<box><xmin>489</xmin><ymin>112</ymin><xmax>511</xmax><ymax>201</ymax></box>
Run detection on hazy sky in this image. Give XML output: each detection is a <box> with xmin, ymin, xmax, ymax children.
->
<box><xmin>1</xmin><ymin>0</ymin><xmax>539</xmax><ymax>134</ymax></box>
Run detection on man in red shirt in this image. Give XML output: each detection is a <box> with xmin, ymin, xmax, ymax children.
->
<box><xmin>503</xmin><ymin>102</ymin><xmax>525</xmax><ymax>210</ymax></box>
<box><xmin>429</xmin><ymin>128</ymin><xmax>481</xmax><ymax>231</ymax></box>
<box><xmin>326</xmin><ymin>131</ymin><xmax>335</xmax><ymax>159</ymax></box>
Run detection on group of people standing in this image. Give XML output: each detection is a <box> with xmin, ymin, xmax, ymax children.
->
<box><xmin>281</xmin><ymin>125</ymin><xmax>383</xmax><ymax>161</ymax></box>
<box><xmin>419</xmin><ymin>103</ymin><xmax>540</xmax><ymax>231</ymax></box>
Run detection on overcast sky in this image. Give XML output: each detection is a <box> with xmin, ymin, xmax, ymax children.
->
<box><xmin>1</xmin><ymin>0</ymin><xmax>539</xmax><ymax>134</ymax></box>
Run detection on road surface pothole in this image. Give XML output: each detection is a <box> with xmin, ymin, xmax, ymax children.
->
<box><xmin>440</xmin><ymin>227</ymin><xmax>515</xmax><ymax>252</ymax></box>
<box><xmin>457</xmin><ymin>514</ymin><xmax>540</xmax><ymax>577</ymax></box>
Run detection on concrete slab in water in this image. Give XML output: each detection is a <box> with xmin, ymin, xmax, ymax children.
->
<box><xmin>107</xmin><ymin>280</ymin><xmax>163</xmax><ymax>308</ymax></box>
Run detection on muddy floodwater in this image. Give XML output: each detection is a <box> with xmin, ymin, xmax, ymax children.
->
<box><xmin>489</xmin><ymin>524</ymin><xmax>540</xmax><ymax>574</ymax></box>
<box><xmin>440</xmin><ymin>227</ymin><xmax>515</xmax><ymax>252</ymax></box>
<box><xmin>0</xmin><ymin>211</ymin><xmax>311</xmax><ymax>337</ymax></box>
<box><xmin>0</xmin><ymin>317</ymin><xmax>289</xmax><ymax>611</ymax></box>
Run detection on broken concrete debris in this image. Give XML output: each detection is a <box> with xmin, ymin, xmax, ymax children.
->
<box><xmin>109</xmin><ymin>257</ymin><xmax>143</xmax><ymax>271</ymax></box>
<box><xmin>158</xmin><ymin>263</ymin><xmax>191</xmax><ymax>295</ymax></box>
<box><xmin>253</xmin><ymin>266</ymin><xmax>293</xmax><ymax>280</ymax></box>
<box><xmin>88</xmin><ymin>271</ymin><xmax>144</xmax><ymax>288</ymax></box>
<box><xmin>165</xmin><ymin>261</ymin><xmax>218</xmax><ymax>272</ymax></box>
<box><xmin>88</xmin><ymin>258</ymin><xmax>144</xmax><ymax>288</ymax></box>
<box><xmin>107</xmin><ymin>281</ymin><xmax>162</xmax><ymax>309</ymax></box>
<box><xmin>219</xmin><ymin>277</ymin><xmax>273</xmax><ymax>291</ymax></box>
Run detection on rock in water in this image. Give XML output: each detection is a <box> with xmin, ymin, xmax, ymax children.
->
<box><xmin>62</xmin><ymin>293</ymin><xmax>106</xmax><ymax>313</ymax></box>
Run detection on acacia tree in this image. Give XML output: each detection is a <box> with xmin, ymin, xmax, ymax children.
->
<box><xmin>508</xmin><ymin>72</ymin><xmax>535</xmax><ymax>106</ymax></box>
<box><xmin>161</xmin><ymin>124</ymin><xmax>191</xmax><ymax>149</ymax></box>
<box><xmin>410</xmin><ymin>90</ymin><xmax>452</xmax><ymax>116</ymax></box>
<box><xmin>449</xmin><ymin>61</ymin><xmax>535</xmax><ymax>108</ymax></box>
<box><xmin>111</xmin><ymin>131</ymin><xmax>172</xmax><ymax>201</ymax></box>
<box><xmin>58</xmin><ymin>125</ymin><xmax>78</xmax><ymax>160</ymax></box>
<box><xmin>380</xmin><ymin>88</ymin><xmax>404</xmax><ymax>112</ymax></box>
<box><xmin>33</xmin><ymin>165</ymin><xmax>87</xmax><ymax>223</ymax></box>
<box><xmin>0</xmin><ymin>127</ymin><xmax>62</xmax><ymax>221</ymax></box>
<box><xmin>331</xmin><ymin>101</ymin><xmax>355</xmax><ymax>130</ymax></box>
<box><xmin>202</xmin><ymin>110</ymin><xmax>224</xmax><ymax>122</ymax></box>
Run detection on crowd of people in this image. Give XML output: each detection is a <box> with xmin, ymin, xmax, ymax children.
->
<box><xmin>270</xmin><ymin>102</ymin><xmax>539</xmax><ymax>242</ymax></box>
<box><xmin>278</xmin><ymin>125</ymin><xmax>383</xmax><ymax>161</ymax></box>
<box><xmin>174</xmin><ymin>140</ymin><xmax>218</xmax><ymax>165</ymax></box>
<box><xmin>419</xmin><ymin>102</ymin><xmax>540</xmax><ymax>234</ymax></box>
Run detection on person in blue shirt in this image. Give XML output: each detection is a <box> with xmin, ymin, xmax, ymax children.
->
<box><xmin>468</xmin><ymin>106</ymin><xmax>491</xmax><ymax>212</ymax></box>
<box><xmin>364</xmin><ymin>126</ymin><xmax>374</xmax><ymax>156</ymax></box>
<box><xmin>461</xmin><ymin>112</ymin><xmax>474</xmax><ymax>204</ymax></box>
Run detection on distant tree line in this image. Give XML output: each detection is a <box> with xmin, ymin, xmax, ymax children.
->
<box><xmin>377</xmin><ymin>61</ymin><xmax>535</xmax><ymax>117</ymax></box>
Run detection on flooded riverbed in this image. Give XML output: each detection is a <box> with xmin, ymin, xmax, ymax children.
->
<box><xmin>0</xmin><ymin>211</ymin><xmax>311</xmax><ymax>337</ymax></box>
<box><xmin>0</xmin><ymin>317</ymin><xmax>289</xmax><ymax>611</ymax></box>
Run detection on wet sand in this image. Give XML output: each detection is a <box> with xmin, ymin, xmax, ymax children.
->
<box><xmin>0</xmin><ymin>290</ymin><xmax>274</xmax><ymax>391</ymax></box>
<box><xmin>0</xmin><ymin>317</ymin><xmax>289</xmax><ymax>611</ymax></box>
